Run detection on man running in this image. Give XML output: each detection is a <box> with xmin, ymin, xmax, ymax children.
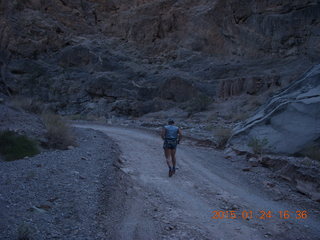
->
<box><xmin>161</xmin><ymin>119</ymin><xmax>182</xmax><ymax>177</ymax></box>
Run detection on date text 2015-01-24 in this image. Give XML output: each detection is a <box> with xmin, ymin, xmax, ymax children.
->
<box><xmin>211</xmin><ymin>210</ymin><xmax>308</xmax><ymax>220</ymax></box>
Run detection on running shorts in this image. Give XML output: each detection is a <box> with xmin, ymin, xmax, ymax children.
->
<box><xmin>163</xmin><ymin>138</ymin><xmax>178</xmax><ymax>149</ymax></box>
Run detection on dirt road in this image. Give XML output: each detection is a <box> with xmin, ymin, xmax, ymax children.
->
<box><xmin>74</xmin><ymin>123</ymin><xmax>320</xmax><ymax>240</ymax></box>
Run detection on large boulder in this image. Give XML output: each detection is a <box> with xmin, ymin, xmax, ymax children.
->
<box><xmin>229</xmin><ymin>64</ymin><xmax>320</xmax><ymax>155</ymax></box>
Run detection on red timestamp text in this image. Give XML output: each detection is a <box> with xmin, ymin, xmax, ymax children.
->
<box><xmin>211</xmin><ymin>210</ymin><xmax>308</xmax><ymax>220</ymax></box>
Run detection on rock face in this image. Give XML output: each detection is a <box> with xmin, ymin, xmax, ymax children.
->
<box><xmin>0</xmin><ymin>0</ymin><xmax>319</xmax><ymax>117</ymax></box>
<box><xmin>2</xmin><ymin>0</ymin><xmax>319</xmax><ymax>58</ymax></box>
<box><xmin>230</xmin><ymin>64</ymin><xmax>320</xmax><ymax>155</ymax></box>
<box><xmin>100</xmin><ymin>0</ymin><xmax>320</xmax><ymax>58</ymax></box>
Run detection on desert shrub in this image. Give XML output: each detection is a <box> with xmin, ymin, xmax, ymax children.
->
<box><xmin>214</xmin><ymin>127</ymin><xmax>232</xmax><ymax>149</ymax></box>
<box><xmin>248</xmin><ymin>137</ymin><xmax>269</xmax><ymax>155</ymax></box>
<box><xmin>42</xmin><ymin>113</ymin><xmax>76</xmax><ymax>149</ymax></box>
<box><xmin>187</xmin><ymin>95</ymin><xmax>212</xmax><ymax>113</ymax></box>
<box><xmin>9</xmin><ymin>96</ymin><xmax>43</xmax><ymax>114</ymax></box>
<box><xmin>0</xmin><ymin>131</ymin><xmax>39</xmax><ymax>161</ymax></box>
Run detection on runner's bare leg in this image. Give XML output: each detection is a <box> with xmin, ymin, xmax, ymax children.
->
<box><xmin>164</xmin><ymin>148</ymin><xmax>172</xmax><ymax>168</ymax></box>
<box><xmin>171</xmin><ymin>149</ymin><xmax>176</xmax><ymax>169</ymax></box>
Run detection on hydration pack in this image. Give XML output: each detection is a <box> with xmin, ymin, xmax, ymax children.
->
<box><xmin>164</xmin><ymin>125</ymin><xmax>179</xmax><ymax>139</ymax></box>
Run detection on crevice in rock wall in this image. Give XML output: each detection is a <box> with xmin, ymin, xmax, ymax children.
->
<box><xmin>218</xmin><ymin>76</ymin><xmax>281</xmax><ymax>99</ymax></box>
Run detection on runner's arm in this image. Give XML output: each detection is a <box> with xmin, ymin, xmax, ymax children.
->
<box><xmin>178</xmin><ymin>128</ymin><xmax>182</xmax><ymax>142</ymax></box>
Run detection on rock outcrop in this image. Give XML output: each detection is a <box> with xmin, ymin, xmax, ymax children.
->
<box><xmin>230</xmin><ymin>64</ymin><xmax>320</xmax><ymax>155</ymax></box>
<box><xmin>217</xmin><ymin>75</ymin><xmax>281</xmax><ymax>99</ymax></box>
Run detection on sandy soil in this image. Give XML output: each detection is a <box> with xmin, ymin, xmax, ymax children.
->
<box><xmin>74</xmin><ymin>123</ymin><xmax>320</xmax><ymax>240</ymax></box>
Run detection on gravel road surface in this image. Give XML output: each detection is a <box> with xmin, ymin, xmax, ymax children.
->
<box><xmin>74</xmin><ymin>123</ymin><xmax>320</xmax><ymax>240</ymax></box>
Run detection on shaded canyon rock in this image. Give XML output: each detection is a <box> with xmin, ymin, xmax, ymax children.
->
<box><xmin>230</xmin><ymin>64</ymin><xmax>320</xmax><ymax>155</ymax></box>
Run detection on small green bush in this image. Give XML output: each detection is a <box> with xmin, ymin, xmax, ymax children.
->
<box><xmin>0</xmin><ymin>131</ymin><xmax>39</xmax><ymax>161</ymax></box>
<box><xmin>248</xmin><ymin>137</ymin><xmax>269</xmax><ymax>155</ymax></box>
<box><xmin>42</xmin><ymin>113</ymin><xmax>75</xmax><ymax>149</ymax></box>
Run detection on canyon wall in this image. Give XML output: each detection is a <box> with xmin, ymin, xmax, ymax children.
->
<box><xmin>0</xmin><ymin>0</ymin><xmax>319</xmax><ymax>116</ymax></box>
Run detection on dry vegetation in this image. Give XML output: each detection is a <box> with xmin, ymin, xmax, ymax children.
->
<box><xmin>213</xmin><ymin>127</ymin><xmax>232</xmax><ymax>149</ymax></box>
<box><xmin>247</xmin><ymin>136</ymin><xmax>269</xmax><ymax>155</ymax></box>
<box><xmin>6</xmin><ymin>95</ymin><xmax>76</xmax><ymax>150</ymax></box>
<box><xmin>42</xmin><ymin>113</ymin><xmax>76</xmax><ymax>149</ymax></box>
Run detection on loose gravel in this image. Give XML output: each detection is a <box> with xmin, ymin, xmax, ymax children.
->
<box><xmin>0</xmin><ymin>127</ymin><xmax>126</xmax><ymax>240</ymax></box>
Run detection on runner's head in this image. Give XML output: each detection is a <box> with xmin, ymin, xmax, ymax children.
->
<box><xmin>168</xmin><ymin>119</ymin><xmax>174</xmax><ymax>125</ymax></box>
